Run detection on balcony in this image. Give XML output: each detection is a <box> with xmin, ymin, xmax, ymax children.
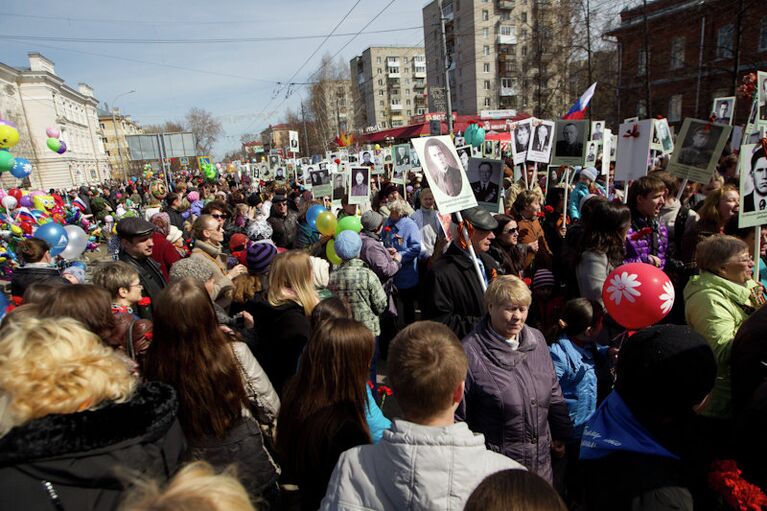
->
<box><xmin>413</xmin><ymin>80</ymin><xmax>426</xmax><ymax>89</ymax></box>
<box><xmin>497</xmin><ymin>34</ymin><xmax>517</xmax><ymax>45</ymax></box>
<box><xmin>386</xmin><ymin>59</ymin><xmax>400</xmax><ymax>68</ymax></box>
<box><xmin>500</xmin><ymin>87</ymin><xmax>518</xmax><ymax>96</ymax></box>
<box><xmin>387</xmin><ymin>69</ymin><xmax>401</xmax><ymax>78</ymax></box>
<box><xmin>357</xmin><ymin>73</ymin><xmax>365</xmax><ymax>85</ymax></box>
<box><xmin>390</xmin><ymin>102</ymin><xmax>403</xmax><ymax>111</ymax></box>
<box><xmin>413</xmin><ymin>68</ymin><xmax>427</xmax><ymax>78</ymax></box>
<box><xmin>498</xmin><ymin>0</ymin><xmax>515</xmax><ymax>8</ymax></box>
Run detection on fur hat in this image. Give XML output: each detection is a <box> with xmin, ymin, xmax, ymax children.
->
<box><xmin>169</xmin><ymin>257</ymin><xmax>215</xmax><ymax>284</ymax></box>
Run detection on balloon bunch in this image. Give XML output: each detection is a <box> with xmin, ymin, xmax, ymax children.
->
<box><xmin>304</xmin><ymin>204</ymin><xmax>362</xmax><ymax>265</ymax></box>
<box><xmin>143</xmin><ymin>164</ymin><xmax>153</xmax><ymax>180</ymax></box>
<box><xmin>463</xmin><ymin>122</ymin><xmax>486</xmax><ymax>148</ymax></box>
<box><xmin>45</xmin><ymin>126</ymin><xmax>67</xmax><ymax>154</ymax></box>
<box><xmin>0</xmin><ymin>120</ymin><xmax>27</xmax><ymax>177</ymax></box>
<box><xmin>201</xmin><ymin>162</ymin><xmax>218</xmax><ymax>182</ymax></box>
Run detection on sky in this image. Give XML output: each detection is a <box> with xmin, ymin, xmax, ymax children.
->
<box><xmin>0</xmin><ymin>0</ymin><xmax>427</xmax><ymax>159</ymax></box>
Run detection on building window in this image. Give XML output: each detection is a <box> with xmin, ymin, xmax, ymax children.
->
<box><xmin>500</xmin><ymin>25</ymin><xmax>515</xmax><ymax>36</ymax></box>
<box><xmin>377</xmin><ymin>68</ymin><xmax>382</xmax><ymax>74</ymax></box>
<box><xmin>484</xmin><ymin>97</ymin><xmax>492</xmax><ymax>107</ymax></box>
<box><xmin>484</xmin><ymin>80</ymin><xmax>491</xmax><ymax>90</ymax></box>
<box><xmin>378</xmin><ymin>79</ymin><xmax>383</xmax><ymax>85</ymax></box>
<box><xmin>483</xmin><ymin>45</ymin><xmax>490</xmax><ymax>56</ymax></box>
<box><xmin>379</xmin><ymin>90</ymin><xmax>384</xmax><ymax>96</ymax></box>
<box><xmin>716</xmin><ymin>24</ymin><xmax>734</xmax><ymax>59</ymax></box>
<box><xmin>407</xmin><ymin>110</ymin><xmax>412</xmax><ymax>116</ymax></box>
<box><xmin>376</xmin><ymin>56</ymin><xmax>381</xmax><ymax>64</ymax></box>
<box><xmin>670</xmin><ymin>37</ymin><xmax>684</xmax><ymax>69</ymax></box>
<box><xmin>483</xmin><ymin>63</ymin><xmax>491</xmax><ymax>73</ymax></box>
<box><xmin>521</xmin><ymin>12</ymin><xmax>527</xmax><ymax>23</ymax></box>
<box><xmin>760</xmin><ymin>17</ymin><xmax>767</xmax><ymax>51</ymax></box>
<box><xmin>522</xmin><ymin>45</ymin><xmax>527</xmax><ymax>56</ymax></box>
<box><xmin>521</xmin><ymin>28</ymin><xmax>528</xmax><ymax>39</ymax></box>
<box><xmin>638</xmin><ymin>49</ymin><xmax>647</xmax><ymax>76</ymax></box>
<box><xmin>669</xmin><ymin>95</ymin><xmax>682</xmax><ymax>122</ymax></box>
<box><xmin>379</xmin><ymin>100</ymin><xmax>384</xmax><ymax>107</ymax></box>
<box><xmin>406</xmin><ymin>99</ymin><xmax>411</xmax><ymax>105</ymax></box>
<box><xmin>637</xmin><ymin>99</ymin><xmax>647</xmax><ymax>118</ymax></box>
<box><xmin>500</xmin><ymin>11</ymin><xmax>510</xmax><ymax>20</ymax></box>
<box><xmin>482</xmin><ymin>10</ymin><xmax>489</xmax><ymax>21</ymax></box>
<box><xmin>483</xmin><ymin>27</ymin><xmax>489</xmax><ymax>38</ymax></box>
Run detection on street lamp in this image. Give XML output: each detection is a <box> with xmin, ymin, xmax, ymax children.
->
<box><xmin>112</xmin><ymin>90</ymin><xmax>135</xmax><ymax>181</ymax></box>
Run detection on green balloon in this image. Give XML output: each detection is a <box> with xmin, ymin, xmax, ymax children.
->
<box><xmin>0</xmin><ymin>150</ymin><xmax>16</xmax><ymax>172</ymax></box>
<box><xmin>46</xmin><ymin>137</ymin><xmax>61</xmax><ymax>152</ymax></box>
<box><xmin>336</xmin><ymin>215</ymin><xmax>362</xmax><ymax>236</ymax></box>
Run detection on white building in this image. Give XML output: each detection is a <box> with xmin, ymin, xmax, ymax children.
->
<box><xmin>0</xmin><ymin>52</ymin><xmax>110</xmax><ymax>190</ymax></box>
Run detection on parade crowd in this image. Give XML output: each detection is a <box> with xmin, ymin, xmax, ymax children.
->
<box><xmin>1</xmin><ymin>142</ymin><xmax>766</xmax><ymax>511</ymax></box>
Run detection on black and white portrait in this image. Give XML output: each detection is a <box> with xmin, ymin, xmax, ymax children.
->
<box><xmin>421</xmin><ymin>138</ymin><xmax>464</xmax><ymax>197</ymax></box>
<box><xmin>512</xmin><ymin>120</ymin><xmax>532</xmax><ymax>165</ymax></box>
<box><xmin>349</xmin><ymin>167</ymin><xmax>370</xmax><ymax>202</ymax></box>
<box><xmin>360</xmin><ymin>151</ymin><xmax>374</xmax><ymax>167</ymax></box>
<box><xmin>527</xmin><ymin>121</ymin><xmax>555</xmax><ymax>163</ymax></box>
<box><xmin>319</xmin><ymin>161</ymin><xmax>328</xmax><ymax>171</ymax></box>
<box><xmin>677</xmin><ymin>123</ymin><xmax>724</xmax><ymax>170</ymax></box>
<box><xmin>468</xmin><ymin>158</ymin><xmax>502</xmax><ymax>211</ymax></box>
<box><xmin>711</xmin><ymin>97</ymin><xmax>735</xmax><ymax>126</ymax></box>
<box><xmin>585</xmin><ymin>141</ymin><xmax>598</xmax><ymax>166</ymax></box>
<box><xmin>591</xmin><ymin>121</ymin><xmax>604</xmax><ymax>141</ymax></box>
<box><xmin>394</xmin><ymin>144</ymin><xmax>411</xmax><ymax>166</ymax></box>
<box><xmin>347</xmin><ymin>153</ymin><xmax>358</xmax><ymax>164</ymax></box>
<box><xmin>759</xmin><ymin>72</ymin><xmax>767</xmax><ymax>121</ymax></box>
<box><xmin>268</xmin><ymin>155</ymin><xmax>279</xmax><ymax>169</ymax></box>
<box><xmin>275</xmin><ymin>167</ymin><xmax>286</xmax><ymax>180</ymax></box>
<box><xmin>553</xmin><ymin>120</ymin><xmax>587</xmax><ymax>164</ymax></box>
<box><xmin>332</xmin><ymin>172</ymin><xmax>346</xmax><ymax>200</ymax></box>
<box><xmin>653</xmin><ymin>119</ymin><xmax>674</xmax><ymax>153</ymax></box>
<box><xmin>310</xmin><ymin>169</ymin><xmax>330</xmax><ymax>186</ymax></box>
<box><xmin>456</xmin><ymin>145</ymin><xmax>472</xmax><ymax>171</ymax></box>
<box><xmin>743</xmin><ymin>145</ymin><xmax>767</xmax><ymax>212</ymax></box>
<box><xmin>410</xmin><ymin>148</ymin><xmax>420</xmax><ymax>167</ymax></box>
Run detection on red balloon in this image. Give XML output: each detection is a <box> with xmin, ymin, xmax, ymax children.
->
<box><xmin>602</xmin><ymin>262</ymin><xmax>675</xmax><ymax>330</ymax></box>
<box><xmin>8</xmin><ymin>188</ymin><xmax>22</xmax><ymax>201</ymax></box>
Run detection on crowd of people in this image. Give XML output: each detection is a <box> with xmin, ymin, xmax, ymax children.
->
<box><xmin>0</xmin><ymin>141</ymin><xmax>766</xmax><ymax>511</ymax></box>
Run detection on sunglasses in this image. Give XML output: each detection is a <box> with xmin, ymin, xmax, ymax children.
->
<box><xmin>210</xmin><ymin>214</ymin><xmax>228</xmax><ymax>220</ymax></box>
<box><xmin>504</xmin><ymin>227</ymin><xmax>519</xmax><ymax>234</ymax></box>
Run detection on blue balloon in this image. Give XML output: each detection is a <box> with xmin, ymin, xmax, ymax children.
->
<box><xmin>33</xmin><ymin>222</ymin><xmax>69</xmax><ymax>257</ymax></box>
<box><xmin>10</xmin><ymin>157</ymin><xmax>32</xmax><ymax>179</ymax></box>
<box><xmin>306</xmin><ymin>204</ymin><xmax>325</xmax><ymax>230</ymax></box>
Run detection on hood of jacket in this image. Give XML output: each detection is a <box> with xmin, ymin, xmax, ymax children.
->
<box><xmin>684</xmin><ymin>271</ymin><xmax>757</xmax><ymax>308</ymax></box>
<box><xmin>248</xmin><ymin>290</ymin><xmax>304</xmax><ymax>319</ymax></box>
<box><xmin>332</xmin><ymin>419</ymin><xmax>522</xmax><ymax>510</ymax></box>
<box><xmin>0</xmin><ymin>382</ymin><xmax>182</xmax><ymax>487</ymax></box>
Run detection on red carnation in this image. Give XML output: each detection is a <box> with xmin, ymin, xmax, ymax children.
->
<box><xmin>536</xmin><ymin>211</ymin><xmax>545</xmax><ymax>218</ymax></box>
<box><xmin>523</xmin><ymin>277</ymin><xmax>532</xmax><ymax>287</ymax></box>
<box><xmin>544</xmin><ymin>205</ymin><xmax>554</xmax><ymax>214</ymax></box>
<box><xmin>137</xmin><ymin>297</ymin><xmax>152</xmax><ymax>307</ymax></box>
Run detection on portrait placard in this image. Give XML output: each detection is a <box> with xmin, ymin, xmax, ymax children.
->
<box><xmin>615</xmin><ymin>119</ymin><xmax>654</xmax><ymax>182</ymax></box>
<box><xmin>348</xmin><ymin>166</ymin><xmax>370</xmax><ymax>205</ymax></box>
<box><xmin>526</xmin><ymin>120</ymin><xmax>555</xmax><ymax>164</ymax></box>
<box><xmin>411</xmin><ymin>135</ymin><xmax>477</xmax><ymax>215</ymax></box>
<box><xmin>710</xmin><ymin>96</ymin><xmax>735</xmax><ymax>126</ymax></box>
<box><xmin>456</xmin><ymin>145</ymin><xmax>472</xmax><ymax>171</ymax></box>
<box><xmin>309</xmin><ymin>167</ymin><xmax>332</xmax><ymax>198</ymax></box>
<box><xmin>467</xmin><ymin>158</ymin><xmax>504</xmax><ymax>214</ymax></box>
<box><xmin>288</xmin><ymin>130</ymin><xmax>300</xmax><ymax>153</ymax></box>
<box><xmin>651</xmin><ymin>118</ymin><xmax>675</xmax><ymax>153</ymax></box>
<box><xmin>332</xmin><ymin>170</ymin><xmax>347</xmax><ymax>201</ymax></box>
<box><xmin>552</xmin><ymin>120</ymin><xmax>589</xmax><ymax>166</ymax></box>
<box><xmin>738</xmin><ymin>143</ymin><xmax>767</xmax><ymax>228</ymax></box>
<box><xmin>668</xmin><ymin>118</ymin><xmax>732</xmax><ymax>184</ymax></box>
<box><xmin>584</xmin><ymin>141</ymin><xmax>599</xmax><ymax>166</ymax></box>
<box><xmin>590</xmin><ymin>121</ymin><xmax>605</xmax><ymax>142</ymax></box>
<box><xmin>601</xmin><ymin>128</ymin><xmax>612</xmax><ymax>176</ymax></box>
<box><xmin>757</xmin><ymin>71</ymin><xmax>767</xmax><ymax>124</ymax></box>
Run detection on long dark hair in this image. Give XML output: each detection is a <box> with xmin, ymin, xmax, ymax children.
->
<box><xmin>144</xmin><ymin>278</ymin><xmax>249</xmax><ymax>440</ymax></box>
<box><xmin>579</xmin><ymin>200</ymin><xmax>631</xmax><ymax>266</ymax></box>
<box><xmin>549</xmin><ymin>298</ymin><xmax>603</xmax><ymax>344</ymax></box>
<box><xmin>490</xmin><ymin>214</ymin><xmax>524</xmax><ymax>276</ymax></box>
<box><xmin>277</xmin><ymin>318</ymin><xmax>372</xmax><ymax>471</ymax></box>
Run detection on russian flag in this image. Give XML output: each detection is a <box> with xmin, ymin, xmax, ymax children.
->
<box><xmin>563</xmin><ymin>82</ymin><xmax>597</xmax><ymax>120</ymax></box>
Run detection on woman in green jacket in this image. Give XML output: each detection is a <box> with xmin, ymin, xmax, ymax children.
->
<box><xmin>684</xmin><ymin>235</ymin><xmax>764</xmax><ymax>419</ymax></box>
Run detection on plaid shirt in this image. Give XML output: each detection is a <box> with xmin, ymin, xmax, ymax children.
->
<box><xmin>328</xmin><ymin>259</ymin><xmax>387</xmax><ymax>335</ymax></box>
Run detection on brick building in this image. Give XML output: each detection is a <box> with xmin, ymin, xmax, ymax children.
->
<box><xmin>607</xmin><ymin>0</ymin><xmax>767</xmax><ymax>127</ymax></box>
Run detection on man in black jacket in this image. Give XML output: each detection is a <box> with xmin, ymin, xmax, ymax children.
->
<box><xmin>422</xmin><ymin>207</ymin><xmax>499</xmax><ymax>338</ymax></box>
<box><xmin>117</xmin><ymin>217</ymin><xmax>166</xmax><ymax>302</ymax></box>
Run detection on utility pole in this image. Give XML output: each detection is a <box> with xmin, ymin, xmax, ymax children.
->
<box><xmin>438</xmin><ymin>0</ymin><xmax>454</xmax><ymax>135</ymax></box>
<box><xmin>642</xmin><ymin>0</ymin><xmax>651</xmax><ymax>117</ymax></box>
<box><xmin>585</xmin><ymin>0</ymin><xmax>593</xmax><ymax>121</ymax></box>
<box><xmin>300</xmin><ymin>101</ymin><xmax>310</xmax><ymax>156</ymax></box>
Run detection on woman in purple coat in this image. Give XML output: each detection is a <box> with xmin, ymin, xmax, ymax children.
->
<box><xmin>456</xmin><ymin>275</ymin><xmax>572</xmax><ymax>483</ymax></box>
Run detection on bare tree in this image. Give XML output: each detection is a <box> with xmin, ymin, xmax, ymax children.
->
<box><xmin>184</xmin><ymin>107</ymin><xmax>223</xmax><ymax>155</ymax></box>
<box><xmin>143</xmin><ymin>120</ymin><xmax>185</xmax><ymax>134</ymax></box>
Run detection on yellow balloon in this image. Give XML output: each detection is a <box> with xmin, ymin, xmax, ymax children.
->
<box><xmin>326</xmin><ymin>239</ymin><xmax>342</xmax><ymax>265</ymax></box>
<box><xmin>316</xmin><ymin>211</ymin><xmax>337</xmax><ymax>237</ymax></box>
<box><xmin>0</xmin><ymin>125</ymin><xmax>20</xmax><ymax>149</ymax></box>
<box><xmin>10</xmin><ymin>224</ymin><xmax>22</xmax><ymax>235</ymax></box>
<box><xmin>374</xmin><ymin>144</ymin><xmax>381</xmax><ymax>151</ymax></box>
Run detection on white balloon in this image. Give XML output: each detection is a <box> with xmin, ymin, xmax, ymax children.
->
<box><xmin>59</xmin><ymin>225</ymin><xmax>89</xmax><ymax>260</ymax></box>
<box><xmin>2</xmin><ymin>195</ymin><xmax>17</xmax><ymax>211</ymax></box>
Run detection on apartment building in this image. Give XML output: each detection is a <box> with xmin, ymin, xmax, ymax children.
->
<box><xmin>350</xmin><ymin>46</ymin><xmax>428</xmax><ymax>131</ymax></box>
<box><xmin>98</xmin><ymin>108</ymin><xmax>144</xmax><ymax>180</ymax></box>
<box><xmin>422</xmin><ymin>0</ymin><xmax>570</xmax><ymax>118</ymax></box>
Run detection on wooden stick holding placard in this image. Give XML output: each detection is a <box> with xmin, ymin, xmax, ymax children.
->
<box><xmin>561</xmin><ymin>167</ymin><xmax>570</xmax><ymax>235</ymax></box>
<box><xmin>523</xmin><ymin>163</ymin><xmax>529</xmax><ymax>190</ymax></box>
<box><xmin>755</xmin><ymin>227</ymin><xmax>761</xmax><ymax>285</ymax></box>
<box><xmin>455</xmin><ymin>211</ymin><xmax>488</xmax><ymax>292</ymax></box>
<box><xmin>676</xmin><ymin>178</ymin><xmax>688</xmax><ymax>202</ymax></box>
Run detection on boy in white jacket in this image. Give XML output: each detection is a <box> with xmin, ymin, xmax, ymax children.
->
<box><xmin>320</xmin><ymin>321</ymin><xmax>524</xmax><ymax>511</ymax></box>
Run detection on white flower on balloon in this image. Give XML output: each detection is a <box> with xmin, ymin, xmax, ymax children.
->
<box><xmin>659</xmin><ymin>280</ymin><xmax>675</xmax><ymax>315</ymax></box>
<box><xmin>606</xmin><ymin>272</ymin><xmax>642</xmax><ymax>305</ymax></box>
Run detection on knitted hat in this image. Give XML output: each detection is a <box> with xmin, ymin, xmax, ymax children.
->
<box><xmin>62</xmin><ymin>265</ymin><xmax>85</xmax><ymax>284</ymax></box>
<box><xmin>533</xmin><ymin>269</ymin><xmax>555</xmax><ymax>289</ymax></box>
<box><xmin>246</xmin><ymin>242</ymin><xmax>277</xmax><ymax>275</ymax></box>
<box><xmin>580</xmin><ymin>166</ymin><xmax>598</xmax><ymax>182</ymax></box>
<box><xmin>334</xmin><ymin>230</ymin><xmax>362</xmax><ymax>260</ymax></box>
<box><xmin>229</xmin><ymin>232</ymin><xmax>248</xmax><ymax>253</ymax></box>
<box><xmin>166</xmin><ymin>225</ymin><xmax>183</xmax><ymax>244</ymax></box>
<box><xmin>169</xmin><ymin>257</ymin><xmax>215</xmax><ymax>284</ymax></box>
<box><xmin>615</xmin><ymin>325</ymin><xmax>716</xmax><ymax>419</ymax></box>
<box><xmin>186</xmin><ymin>191</ymin><xmax>200</xmax><ymax>202</ymax></box>
<box><xmin>310</xmin><ymin>256</ymin><xmax>330</xmax><ymax>288</ymax></box>
<box><xmin>361</xmin><ymin>210</ymin><xmax>384</xmax><ymax>232</ymax></box>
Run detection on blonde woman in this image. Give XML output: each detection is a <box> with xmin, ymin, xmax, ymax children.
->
<box><xmin>0</xmin><ymin>317</ymin><xmax>184</xmax><ymax>510</ymax></box>
<box><xmin>246</xmin><ymin>250</ymin><xmax>320</xmax><ymax>394</ymax></box>
<box><xmin>191</xmin><ymin>214</ymin><xmax>247</xmax><ymax>310</ymax></box>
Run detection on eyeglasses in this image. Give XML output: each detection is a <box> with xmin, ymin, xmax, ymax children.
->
<box><xmin>129</xmin><ymin>282</ymin><xmax>143</xmax><ymax>289</ymax></box>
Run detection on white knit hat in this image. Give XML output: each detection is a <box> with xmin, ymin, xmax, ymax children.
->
<box><xmin>166</xmin><ymin>225</ymin><xmax>183</xmax><ymax>244</ymax></box>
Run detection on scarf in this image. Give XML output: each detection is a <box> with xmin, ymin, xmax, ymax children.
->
<box><xmin>194</xmin><ymin>239</ymin><xmax>227</xmax><ymax>273</ymax></box>
<box><xmin>580</xmin><ymin>391</ymin><xmax>679</xmax><ymax>461</ymax></box>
